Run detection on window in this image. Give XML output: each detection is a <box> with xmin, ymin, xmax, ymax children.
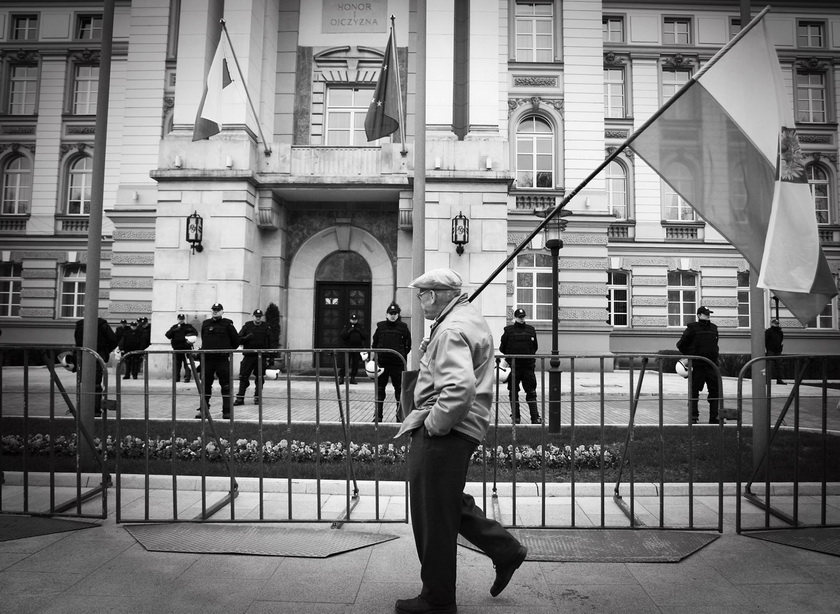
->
<box><xmin>798</xmin><ymin>21</ymin><xmax>824</xmax><ymax>48</ymax></box>
<box><xmin>515</xmin><ymin>2</ymin><xmax>553</xmax><ymax>62</ymax></box>
<box><xmin>0</xmin><ymin>263</ymin><xmax>22</xmax><ymax>317</ymax></box>
<box><xmin>606</xmin><ymin>161</ymin><xmax>627</xmax><ymax>219</ymax></box>
<box><xmin>604</xmin><ymin>67</ymin><xmax>625</xmax><ymax>118</ymax></box>
<box><xmin>737</xmin><ymin>271</ymin><xmax>750</xmax><ymax>328</ymax></box>
<box><xmin>8</xmin><ymin>65</ymin><xmax>38</xmax><ymax>115</ymax></box>
<box><xmin>1</xmin><ymin>156</ymin><xmax>32</xmax><ymax>215</ymax></box>
<box><xmin>514</xmin><ymin>252</ymin><xmax>553</xmax><ymax>321</ymax></box>
<box><xmin>516</xmin><ymin>116</ymin><xmax>554</xmax><ymax>188</ymax></box>
<box><xmin>808</xmin><ymin>164</ymin><xmax>830</xmax><ymax>224</ymax></box>
<box><xmin>67</xmin><ymin>157</ymin><xmax>93</xmax><ymax>215</ymax></box>
<box><xmin>607</xmin><ymin>270</ymin><xmax>629</xmax><ymax>327</ymax></box>
<box><xmin>729</xmin><ymin>19</ymin><xmax>741</xmax><ymax>40</ymax></box>
<box><xmin>664</xmin><ymin>18</ymin><xmax>691</xmax><ymax>45</ymax></box>
<box><xmin>11</xmin><ymin>15</ymin><xmax>39</xmax><ymax>40</ymax></box>
<box><xmin>325</xmin><ymin>87</ymin><xmax>376</xmax><ymax>146</ymax></box>
<box><xmin>662</xmin><ymin>68</ymin><xmax>691</xmax><ymax>103</ymax></box>
<box><xmin>76</xmin><ymin>14</ymin><xmax>103</xmax><ymax>40</ymax></box>
<box><xmin>603</xmin><ymin>16</ymin><xmax>624</xmax><ymax>43</ymax></box>
<box><xmin>796</xmin><ymin>72</ymin><xmax>826</xmax><ymax>123</ymax></box>
<box><xmin>667</xmin><ymin>271</ymin><xmax>697</xmax><ymax>327</ymax></box>
<box><xmin>663</xmin><ymin>164</ymin><xmax>695</xmax><ymax>221</ymax></box>
<box><xmin>60</xmin><ymin>265</ymin><xmax>86</xmax><ymax>318</ymax></box>
<box><xmin>806</xmin><ymin>297</ymin><xmax>836</xmax><ymax>329</ymax></box>
<box><xmin>73</xmin><ymin>65</ymin><xmax>99</xmax><ymax>115</ymax></box>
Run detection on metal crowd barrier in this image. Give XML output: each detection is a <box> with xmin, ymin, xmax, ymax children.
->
<box><xmin>0</xmin><ymin>345</ymin><xmax>110</xmax><ymax>519</ymax></box>
<box><xmin>113</xmin><ymin>348</ymin><xmax>410</xmax><ymax>525</ymax></box>
<box><xmin>735</xmin><ymin>354</ymin><xmax>840</xmax><ymax>534</ymax></box>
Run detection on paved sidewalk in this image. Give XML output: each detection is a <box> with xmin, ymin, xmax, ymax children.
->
<box><xmin>1</xmin><ymin>475</ymin><xmax>839</xmax><ymax>613</ymax></box>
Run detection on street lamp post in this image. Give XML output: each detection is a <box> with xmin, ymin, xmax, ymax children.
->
<box><xmin>536</xmin><ymin>205</ymin><xmax>571</xmax><ymax>433</ymax></box>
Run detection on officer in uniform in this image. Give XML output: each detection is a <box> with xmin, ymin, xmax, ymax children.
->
<box><xmin>499</xmin><ymin>308</ymin><xmax>541</xmax><ymax>424</ymax></box>
<box><xmin>372</xmin><ymin>302</ymin><xmax>411</xmax><ymax>421</ymax></box>
<box><xmin>197</xmin><ymin>303</ymin><xmax>240</xmax><ymax>419</ymax></box>
<box><xmin>165</xmin><ymin>314</ymin><xmax>198</xmax><ymax>383</ymax></box>
<box><xmin>338</xmin><ymin>312</ymin><xmax>368</xmax><ymax>384</ymax></box>
<box><xmin>676</xmin><ymin>306</ymin><xmax>721</xmax><ymax>423</ymax></box>
<box><xmin>234</xmin><ymin>308</ymin><xmax>273</xmax><ymax>406</ymax></box>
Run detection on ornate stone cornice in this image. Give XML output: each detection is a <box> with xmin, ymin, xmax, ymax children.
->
<box><xmin>809</xmin><ymin>151</ymin><xmax>838</xmax><ymax>167</ymax></box>
<box><xmin>606</xmin><ymin>144</ymin><xmax>633</xmax><ymax>160</ymax></box>
<box><xmin>0</xmin><ymin>142</ymin><xmax>35</xmax><ymax>155</ymax></box>
<box><xmin>799</xmin><ymin>134</ymin><xmax>832</xmax><ymax>144</ymax></box>
<box><xmin>66</xmin><ymin>126</ymin><xmax>96</xmax><ymax>134</ymax></box>
<box><xmin>508</xmin><ymin>96</ymin><xmax>564</xmax><ymax>117</ymax></box>
<box><xmin>1</xmin><ymin>49</ymin><xmax>39</xmax><ymax>63</ymax></box>
<box><xmin>69</xmin><ymin>49</ymin><xmax>101</xmax><ymax>63</ymax></box>
<box><xmin>59</xmin><ymin>143</ymin><xmax>91</xmax><ymax>158</ymax></box>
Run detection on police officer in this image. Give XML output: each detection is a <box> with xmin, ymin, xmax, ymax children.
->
<box><xmin>165</xmin><ymin>314</ymin><xmax>198</xmax><ymax>383</ymax></box>
<box><xmin>339</xmin><ymin>312</ymin><xmax>368</xmax><ymax>384</ymax></box>
<box><xmin>372</xmin><ymin>302</ymin><xmax>411</xmax><ymax>422</ymax></box>
<box><xmin>499</xmin><ymin>308</ymin><xmax>541</xmax><ymax>424</ymax></box>
<box><xmin>677</xmin><ymin>306</ymin><xmax>721</xmax><ymax>423</ymax></box>
<box><xmin>118</xmin><ymin>320</ymin><xmax>145</xmax><ymax>380</ymax></box>
<box><xmin>765</xmin><ymin>318</ymin><xmax>785</xmax><ymax>385</ymax></box>
<box><xmin>197</xmin><ymin>303</ymin><xmax>240</xmax><ymax>419</ymax></box>
<box><xmin>234</xmin><ymin>308</ymin><xmax>273</xmax><ymax>406</ymax></box>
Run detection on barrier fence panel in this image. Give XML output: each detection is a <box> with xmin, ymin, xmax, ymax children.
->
<box><xmin>113</xmin><ymin>348</ymin><xmax>410</xmax><ymax>525</ymax></box>
<box><xmin>735</xmin><ymin>354</ymin><xmax>840</xmax><ymax>534</ymax></box>
<box><xmin>0</xmin><ymin>345</ymin><xmax>110</xmax><ymax>519</ymax></box>
<box><xmin>489</xmin><ymin>353</ymin><xmax>727</xmax><ymax>532</ymax></box>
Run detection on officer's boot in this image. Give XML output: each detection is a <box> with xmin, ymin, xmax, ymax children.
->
<box><xmin>528</xmin><ymin>401</ymin><xmax>541</xmax><ymax>425</ymax></box>
<box><xmin>233</xmin><ymin>381</ymin><xmax>246</xmax><ymax>406</ymax></box>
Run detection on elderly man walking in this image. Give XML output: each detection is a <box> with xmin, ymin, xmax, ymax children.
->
<box><xmin>394</xmin><ymin>268</ymin><xmax>527</xmax><ymax>614</ymax></box>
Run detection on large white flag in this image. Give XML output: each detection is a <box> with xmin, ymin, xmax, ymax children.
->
<box><xmin>631</xmin><ymin>19</ymin><xmax>836</xmax><ymax>325</ymax></box>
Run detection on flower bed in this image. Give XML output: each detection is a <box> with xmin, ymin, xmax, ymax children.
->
<box><xmin>1</xmin><ymin>432</ymin><xmax>620</xmax><ymax>471</ymax></box>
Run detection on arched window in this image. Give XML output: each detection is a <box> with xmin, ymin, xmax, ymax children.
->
<box><xmin>1</xmin><ymin>156</ymin><xmax>32</xmax><ymax>215</ymax></box>
<box><xmin>606</xmin><ymin>160</ymin><xmax>627</xmax><ymax>219</ymax></box>
<box><xmin>807</xmin><ymin>163</ymin><xmax>831</xmax><ymax>224</ymax></box>
<box><xmin>516</xmin><ymin>116</ymin><xmax>554</xmax><ymax>188</ymax></box>
<box><xmin>67</xmin><ymin>156</ymin><xmax>93</xmax><ymax>215</ymax></box>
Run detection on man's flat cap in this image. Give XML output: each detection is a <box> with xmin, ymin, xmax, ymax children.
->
<box><xmin>408</xmin><ymin>268</ymin><xmax>463</xmax><ymax>290</ymax></box>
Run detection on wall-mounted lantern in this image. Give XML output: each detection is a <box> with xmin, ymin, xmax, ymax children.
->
<box><xmin>451</xmin><ymin>211</ymin><xmax>469</xmax><ymax>256</ymax></box>
<box><xmin>186</xmin><ymin>211</ymin><xmax>204</xmax><ymax>253</ymax></box>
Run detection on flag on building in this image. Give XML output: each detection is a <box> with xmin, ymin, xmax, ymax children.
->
<box><xmin>364</xmin><ymin>28</ymin><xmax>401</xmax><ymax>142</ymax></box>
<box><xmin>193</xmin><ymin>36</ymin><xmax>234</xmax><ymax>141</ymax></box>
<box><xmin>630</xmin><ymin>18</ymin><xmax>837</xmax><ymax>325</ymax></box>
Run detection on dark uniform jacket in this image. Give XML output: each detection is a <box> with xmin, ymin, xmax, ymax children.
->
<box><xmin>238</xmin><ymin>321</ymin><xmax>274</xmax><ymax>352</ymax></box>
<box><xmin>165</xmin><ymin>321</ymin><xmax>198</xmax><ymax>350</ymax></box>
<box><xmin>499</xmin><ymin>321</ymin><xmax>538</xmax><ymax>369</ymax></box>
<box><xmin>339</xmin><ymin>321</ymin><xmax>368</xmax><ymax>348</ymax></box>
<box><xmin>75</xmin><ymin>318</ymin><xmax>118</xmax><ymax>358</ymax></box>
<box><xmin>201</xmin><ymin>316</ymin><xmax>240</xmax><ymax>353</ymax></box>
<box><xmin>118</xmin><ymin>327</ymin><xmax>145</xmax><ymax>353</ymax></box>
<box><xmin>372</xmin><ymin>319</ymin><xmax>411</xmax><ymax>366</ymax></box>
<box><xmin>765</xmin><ymin>326</ymin><xmax>784</xmax><ymax>354</ymax></box>
<box><xmin>676</xmin><ymin>320</ymin><xmax>719</xmax><ymax>364</ymax></box>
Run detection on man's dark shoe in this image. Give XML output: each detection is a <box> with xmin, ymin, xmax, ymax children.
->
<box><xmin>222</xmin><ymin>412</ymin><xmax>231</xmax><ymax>420</ymax></box>
<box><xmin>350</xmin><ymin>379</ymin><xmax>358</xmax><ymax>385</ymax></box>
<box><xmin>253</xmin><ymin>397</ymin><xmax>260</xmax><ymax>404</ymax></box>
<box><xmin>530</xmin><ymin>415</ymin><xmax>541</xmax><ymax>424</ymax></box>
<box><xmin>490</xmin><ymin>545</ymin><xmax>527</xmax><ymax>597</ymax></box>
<box><xmin>233</xmin><ymin>399</ymin><xmax>245</xmax><ymax>406</ymax></box>
<box><xmin>394</xmin><ymin>596</ymin><xmax>456</xmax><ymax>614</ymax></box>
<box><xmin>194</xmin><ymin>408</ymin><xmax>209</xmax><ymax>419</ymax></box>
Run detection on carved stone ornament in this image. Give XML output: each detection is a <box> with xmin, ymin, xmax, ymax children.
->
<box><xmin>59</xmin><ymin>143</ymin><xmax>90</xmax><ymax>158</ymax></box>
<box><xmin>508</xmin><ymin>97</ymin><xmax>564</xmax><ymax>117</ymax></box>
<box><xmin>0</xmin><ymin>142</ymin><xmax>35</xmax><ymax>155</ymax></box>
<box><xmin>797</xmin><ymin>56</ymin><xmax>829</xmax><ymax>73</ymax></box>
<box><xmin>809</xmin><ymin>151</ymin><xmax>838</xmax><ymax>167</ymax></box>
<box><xmin>606</xmin><ymin>145</ymin><xmax>633</xmax><ymax>161</ymax></box>
<box><xmin>603</xmin><ymin>52</ymin><xmax>626</xmax><ymax>66</ymax></box>
<box><xmin>73</xmin><ymin>48</ymin><xmax>101</xmax><ymax>63</ymax></box>
<box><xmin>512</xmin><ymin>75</ymin><xmax>558</xmax><ymax>87</ymax></box>
<box><xmin>7</xmin><ymin>49</ymin><xmax>39</xmax><ymax>63</ymax></box>
<box><xmin>798</xmin><ymin>134</ymin><xmax>832</xmax><ymax>144</ymax></box>
<box><xmin>663</xmin><ymin>53</ymin><xmax>694</xmax><ymax>69</ymax></box>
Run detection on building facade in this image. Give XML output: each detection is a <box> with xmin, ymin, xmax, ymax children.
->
<box><xmin>1</xmin><ymin>0</ymin><xmax>838</xmax><ymax>373</ymax></box>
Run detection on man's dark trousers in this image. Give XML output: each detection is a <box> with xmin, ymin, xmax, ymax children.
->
<box><xmin>237</xmin><ymin>354</ymin><xmax>263</xmax><ymax>400</ymax></box>
<box><xmin>689</xmin><ymin>364</ymin><xmax>720</xmax><ymax>422</ymax></box>
<box><xmin>408</xmin><ymin>428</ymin><xmax>522</xmax><ymax>605</ymax></box>
<box><xmin>175</xmin><ymin>352</ymin><xmax>191</xmax><ymax>381</ymax></box>
<box><xmin>375</xmin><ymin>364</ymin><xmax>403</xmax><ymax>420</ymax></box>
<box><xmin>202</xmin><ymin>356</ymin><xmax>233</xmax><ymax>411</ymax></box>
<box><xmin>508</xmin><ymin>368</ymin><xmax>539</xmax><ymax>423</ymax></box>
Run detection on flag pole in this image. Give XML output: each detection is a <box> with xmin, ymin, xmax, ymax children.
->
<box><xmin>219</xmin><ymin>19</ymin><xmax>272</xmax><ymax>156</ymax></box>
<box><xmin>390</xmin><ymin>15</ymin><xmax>408</xmax><ymax>156</ymax></box>
<box><xmin>470</xmin><ymin>5</ymin><xmax>772</xmax><ymax>302</ymax></box>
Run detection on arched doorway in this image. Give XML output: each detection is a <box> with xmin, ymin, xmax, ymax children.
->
<box><xmin>314</xmin><ymin>252</ymin><xmax>371</xmax><ymax>366</ymax></box>
<box><xmin>286</xmin><ymin>226</ymin><xmax>394</xmax><ymax>370</ymax></box>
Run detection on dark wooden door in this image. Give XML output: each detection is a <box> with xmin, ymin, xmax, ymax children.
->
<box><xmin>314</xmin><ymin>282</ymin><xmax>371</xmax><ymax>367</ymax></box>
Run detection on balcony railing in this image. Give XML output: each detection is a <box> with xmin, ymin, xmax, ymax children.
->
<box><xmin>512</xmin><ymin>189</ymin><xmax>563</xmax><ymax>211</ymax></box>
<box><xmin>56</xmin><ymin>216</ymin><xmax>90</xmax><ymax>234</ymax></box>
<box><xmin>662</xmin><ymin>221</ymin><xmax>704</xmax><ymax>241</ymax></box>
